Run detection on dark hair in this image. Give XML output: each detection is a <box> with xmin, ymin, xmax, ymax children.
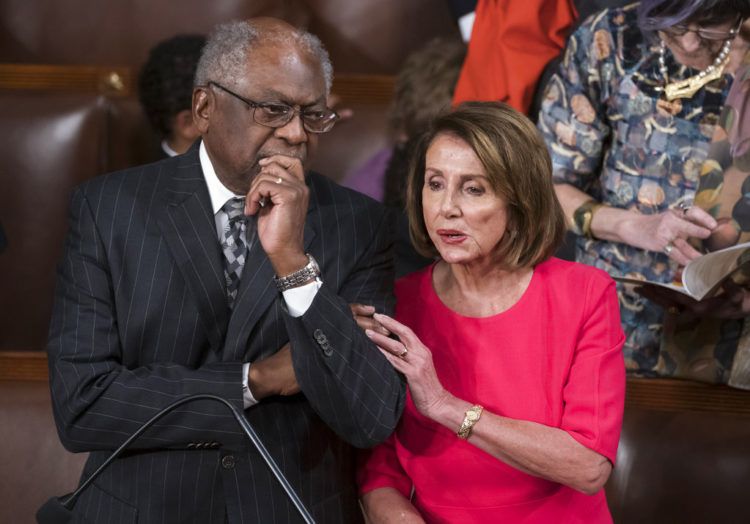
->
<box><xmin>384</xmin><ymin>37</ymin><xmax>466</xmax><ymax>210</ymax></box>
<box><xmin>138</xmin><ymin>34</ymin><xmax>206</xmax><ymax>138</ymax></box>
<box><xmin>389</xmin><ymin>37</ymin><xmax>466</xmax><ymax>139</ymax></box>
<box><xmin>637</xmin><ymin>0</ymin><xmax>750</xmax><ymax>31</ymax></box>
<box><xmin>406</xmin><ymin>101</ymin><xmax>566</xmax><ymax>270</ymax></box>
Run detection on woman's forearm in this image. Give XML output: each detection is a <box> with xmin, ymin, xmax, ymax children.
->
<box><xmin>554</xmin><ymin>182</ymin><xmax>714</xmax><ymax>256</ymax></box>
<box><xmin>555</xmin><ymin>183</ymin><xmax>634</xmax><ymax>244</ymax></box>
<box><xmin>428</xmin><ymin>395</ymin><xmax>612</xmax><ymax>495</ymax></box>
<box><xmin>361</xmin><ymin>487</ymin><xmax>425</xmax><ymax>524</ymax></box>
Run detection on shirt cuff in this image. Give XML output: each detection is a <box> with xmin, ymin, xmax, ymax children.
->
<box><xmin>242</xmin><ymin>362</ymin><xmax>259</xmax><ymax>409</ymax></box>
<box><xmin>282</xmin><ymin>278</ymin><xmax>322</xmax><ymax>317</ymax></box>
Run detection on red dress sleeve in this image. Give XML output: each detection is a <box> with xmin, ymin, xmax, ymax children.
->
<box><xmin>560</xmin><ymin>275</ymin><xmax>625</xmax><ymax>464</ymax></box>
<box><xmin>357</xmin><ymin>433</ymin><xmax>412</xmax><ymax>498</ymax></box>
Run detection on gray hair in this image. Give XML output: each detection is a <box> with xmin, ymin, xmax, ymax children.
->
<box><xmin>194</xmin><ymin>20</ymin><xmax>333</xmax><ymax>93</ymax></box>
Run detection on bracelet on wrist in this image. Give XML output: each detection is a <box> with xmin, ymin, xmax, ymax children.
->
<box><xmin>456</xmin><ymin>404</ymin><xmax>483</xmax><ymax>440</ymax></box>
<box><xmin>573</xmin><ymin>200</ymin><xmax>606</xmax><ymax>239</ymax></box>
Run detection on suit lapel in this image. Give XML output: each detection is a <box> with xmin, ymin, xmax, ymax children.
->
<box><xmin>156</xmin><ymin>148</ymin><xmax>229</xmax><ymax>353</ymax></box>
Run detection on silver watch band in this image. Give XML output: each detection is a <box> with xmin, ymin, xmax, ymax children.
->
<box><xmin>273</xmin><ymin>254</ymin><xmax>320</xmax><ymax>292</ymax></box>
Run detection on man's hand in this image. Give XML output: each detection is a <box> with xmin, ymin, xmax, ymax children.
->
<box><xmin>245</xmin><ymin>154</ymin><xmax>309</xmax><ymax>276</ymax></box>
<box><xmin>248</xmin><ymin>344</ymin><xmax>300</xmax><ymax>400</ymax></box>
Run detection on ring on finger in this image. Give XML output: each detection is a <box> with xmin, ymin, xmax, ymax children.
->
<box><xmin>677</xmin><ymin>201</ymin><xmax>691</xmax><ymax>216</ymax></box>
<box><xmin>275</xmin><ymin>176</ymin><xmax>283</xmax><ymax>184</ymax></box>
<box><xmin>663</xmin><ymin>243</ymin><xmax>674</xmax><ymax>255</ymax></box>
<box><xmin>398</xmin><ymin>348</ymin><xmax>408</xmax><ymax>359</ymax></box>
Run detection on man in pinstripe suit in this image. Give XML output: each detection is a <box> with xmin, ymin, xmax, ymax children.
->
<box><xmin>47</xmin><ymin>18</ymin><xmax>405</xmax><ymax>523</ymax></box>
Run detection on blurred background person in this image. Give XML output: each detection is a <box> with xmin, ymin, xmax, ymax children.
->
<box><xmin>538</xmin><ymin>0</ymin><xmax>750</xmax><ymax>383</ymax></box>
<box><xmin>358</xmin><ymin>102</ymin><xmax>625</xmax><ymax>522</ymax></box>
<box><xmin>343</xmin><ymin>37</ymin><xmax>466</xmax><ymax>276</ymax></box>
<box><xmin>699</xmin><ymin>49</ymin><xmax>750</xmax><ymax>253</ymax></box>
<box><xmin>343</xmin><ymin>37</ymin><xmax>465</xmax><ymax>203</ymax></box>
<box><xmin>668</xmin><ymin>46</ymin><xmax>750</xmax><ymax>388</ymax></box>
<box><xmin>452</xmin><ymin>0</ymin><xmax>577</xmax><ymax>114</ymax></box>
<box><xmin>138</xmin><ymin>34</ymin><xmax>206</xmax><ymax>158</ymax></box>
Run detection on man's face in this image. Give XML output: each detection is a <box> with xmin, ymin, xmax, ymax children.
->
<box><xmin>196</xmin><ymin>43</ymin><xmax>327</xmax><ymax>194</ymax></box>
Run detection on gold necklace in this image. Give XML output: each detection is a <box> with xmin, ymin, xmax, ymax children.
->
<box><xmin>657</xmin><ymin>38</ymin><xmax>732</xmax><ymax>101</ymax></box>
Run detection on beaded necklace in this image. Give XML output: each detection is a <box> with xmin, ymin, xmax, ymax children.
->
<box><xmin>657</xmin><ymin>38</ymin><xmax>732</xmax><ymax>100</ymax></box>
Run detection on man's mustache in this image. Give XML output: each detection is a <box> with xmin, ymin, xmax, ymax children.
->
<box><xmin>257</xmin><ymin>149</ymin><xmax>306</xmax><ymax>162</ymax></box>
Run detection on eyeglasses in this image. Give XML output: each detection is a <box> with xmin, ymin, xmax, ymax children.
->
<box><xmin>207</xmin><ymin>81</ymin><xmax>339</xmax><ymax>134</ymax></box>
<box><xmin>661</xmin><ymin>17</ymin><xmax>743</xmax><ymax>42</ymax></box>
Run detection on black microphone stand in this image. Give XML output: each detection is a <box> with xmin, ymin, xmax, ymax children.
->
<box><xmin>37</xmin><ymin>394</ymin><xmax>315</xmax><ymax>524</ymax></box>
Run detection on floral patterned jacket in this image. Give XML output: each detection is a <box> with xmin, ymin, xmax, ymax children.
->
<box><xmin>538</xmin><ymin>2</ymin><xmax>733</xmax><ymax>378</ymax></box>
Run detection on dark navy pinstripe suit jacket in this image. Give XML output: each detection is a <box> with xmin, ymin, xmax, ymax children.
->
<box><xmin>47</xmin><ymin>145</ymin><xmax>406</xmax><ymax>523</ymax></box>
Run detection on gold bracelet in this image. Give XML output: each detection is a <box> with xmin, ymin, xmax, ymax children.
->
<box><xmin>572</xmin><ymin>200</ymin><xmax>606</xmax><ymax>238</ymax></box>
<box><xmin>456</xmin><ymin>404</ymin><xmax>483</xmax><ymax>440</ymax></box>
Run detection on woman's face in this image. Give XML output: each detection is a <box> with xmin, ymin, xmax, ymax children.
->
<box><xmin>422</xmin><ymin>133</ymin><xmax>509</xmax><ymax>267</ymax></box>
<box><xmin>660</xmin><ymin>17</ymin><xmax>739</xmax><ymax>70</ymax></box>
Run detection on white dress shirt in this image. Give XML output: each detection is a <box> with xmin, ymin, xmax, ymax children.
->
<box><xmin>199</xmin><ymin>142</ymin><xmax>321</xmax><ymax>408</ymax></box>
<box><xmin>161</xmin><ymin>139</ymin><xmax>179</xmax><ymax>158</ymax></box>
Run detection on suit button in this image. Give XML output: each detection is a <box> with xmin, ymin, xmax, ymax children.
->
<box><xmin>313</xmin><ymin>328</ymin><xmax>325</xmax><ymax>343</ymax></box>
<box><xmin>322</xmin><ymin>342</ymin><xmax>333</xmax><ymax>357</ymax></box>
<box><xmin>221</xmin><ymin>455</ymin><xmax>236</xmax><ymax>469</ymax></box>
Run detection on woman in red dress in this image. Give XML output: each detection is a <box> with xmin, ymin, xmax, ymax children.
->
<box><xmin>357</xmin><ymin>102</ymin><xmax>626</xmax><ymax>523</ymax></box>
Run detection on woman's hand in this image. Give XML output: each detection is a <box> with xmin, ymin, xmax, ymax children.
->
<box><xmin>350</xmin><ymin>303</ymin><xmax>390</xmax><ymax>335</ymax></box>
<box><xmin>366</xmin><ymin>313</ymin><xmax>451</xmax><ymax>419</ymax></box>
<box><xmin>555</xmin><ymin>184</ymin><xmax>716</xmax><ymax>263</ymax></box>
<box><xmin>613</xmin><ymin>205</ymin><xmax>716</xmax><ymax>265</ymax></box>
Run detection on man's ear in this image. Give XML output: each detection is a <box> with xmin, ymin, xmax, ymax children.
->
<box><xmin>192</xmin><ymin>87</ymin><xmax>212</xmax><ymax>134</ymax></box>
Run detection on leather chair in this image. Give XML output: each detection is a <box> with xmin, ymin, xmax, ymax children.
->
<box><xmin>0</xmin><ymin>92</ymin><xmax>107</xmax><ymax>352</ymax></box>
<box><xmin>2</xmin><ymin>371</ymin><xmax>750</xmax><ymax>522</ymax></box>
<box><xmin>0</xmin><ymin>0</ymin><xmax>457</xmax><ymax>75</ymax></box>
<box><xmin>0</xmin><ymin>380</ymin><xmax>87</xmax><ymax>522</ymax></box>
<box><xmin>606</xmin><ymin>406</ymin><xmax>750</xmax><ymax>523</ymax></box>
<box><xmin>107</xmin><ymin>96</ymin><xmax>162</xmax><ymax>171</ymax></box>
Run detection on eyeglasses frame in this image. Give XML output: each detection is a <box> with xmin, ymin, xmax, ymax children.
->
<box><xmin>662</xmin><ymin>16</ymin><xmax>743</xmax><ymax>42</ymax></box>
<box><xmin>206</xmin><ymin>80</ymin><xmax>339</xmax><ymax>134</ymax></box>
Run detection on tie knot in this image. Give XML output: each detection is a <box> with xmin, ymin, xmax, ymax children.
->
<box><xmin>222</xmin><ymin>197</ymin><xmax>246</xmax><ymax>221</ymax></box>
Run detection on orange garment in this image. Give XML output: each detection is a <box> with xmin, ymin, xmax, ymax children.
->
<box><xmin>453</xmin><ymin>0</ymin><xmax>577</xmax><ymax>114</ymax></box>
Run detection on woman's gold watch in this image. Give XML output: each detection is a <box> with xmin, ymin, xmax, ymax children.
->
<box><xmin>457</xmin><ymin>405</ymin><xmax>483</xmax><ymax>440</ymax></box>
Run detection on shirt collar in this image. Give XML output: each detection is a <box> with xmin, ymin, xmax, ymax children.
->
<box><xmin>200</xmin><ymin>141</ymin><xmax>244</xmax><ymax>215</ymax></box>
<box><xmin>161</xmin><ymin>139</ymin><xmax>179</xmax><ymax>158</ymax></box>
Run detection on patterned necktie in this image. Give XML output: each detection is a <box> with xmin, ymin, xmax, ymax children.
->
<box><xmin>220</xmin><ymin>197</ymin><xmax>248</xmax><ymax>308</ymax></box>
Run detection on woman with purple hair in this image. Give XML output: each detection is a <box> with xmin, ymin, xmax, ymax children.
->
<box><xmin>538</xmin><ymin>1</ymin><xmax>750</xmax><ymax>386</ymax></box>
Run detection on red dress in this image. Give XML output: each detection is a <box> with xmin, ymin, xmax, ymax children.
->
<box><xmin>358</xmin><ymin>258</ymin><xmax>625</xmax><ymax>523</ymax></box>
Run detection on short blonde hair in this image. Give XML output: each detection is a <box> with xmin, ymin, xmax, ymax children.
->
<box><xmin>406</xmin><ymin>101</ymin><xmax>565</xmax><ymax>270</ymax></box>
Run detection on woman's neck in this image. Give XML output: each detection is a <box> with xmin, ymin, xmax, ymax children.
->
<box><xmin>433</xmin><ymin>259</ymin><xmax>534</xmax><ymax>318</ymax></box>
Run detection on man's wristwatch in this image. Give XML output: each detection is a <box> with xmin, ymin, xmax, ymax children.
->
<box><xmin>273</xmin><ymin>253</ymin><xmax>321</xmax><ymax>292</ymax></box>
